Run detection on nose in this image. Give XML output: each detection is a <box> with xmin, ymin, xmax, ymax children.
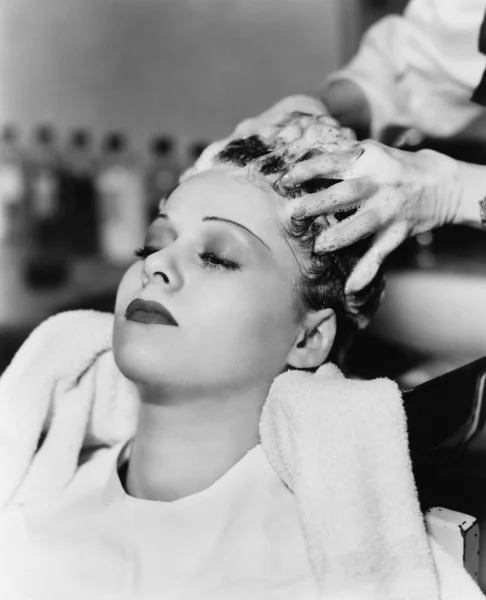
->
<box><xmin>141</xmin><ymin>248</ymin><xmax>182</xmax><ymax>291</ymax></box>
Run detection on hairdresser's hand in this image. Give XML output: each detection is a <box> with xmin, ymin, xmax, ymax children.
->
<box><xmin>231</xmin><ymin>95</ymin><xmax>355</xmax><ymax>142</ymax></box>
<box><xmin>282</xmin><ymin>140</ymin><xmax>461</xmax><ymax>293</ymax></box>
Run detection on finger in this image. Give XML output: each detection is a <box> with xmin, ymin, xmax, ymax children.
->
<box><xmin>274</xmin><ymin>123</ymin><xmax>306</xmax><ymax>144</ymax></box>
<box><xmin>314</xmin><ymin>209</ymin><xmax>383</xmax><ymax>253</ymax></box>
<box><xmin>340</xmin><ymin>127</ymin><xmax>357</xmax><ymax>141</ymax></box>
<box><xmin>271</xmin><ymin>95</ymin><xmax>328</xmax><ymax>118</ymax></box>
<box><xmin>233</xmin><ymin>96</ymin><xmax>329</xmax><ymax>138</ymax></box>
<box><xmin>232</xmin><ymin>118</ymin><xmax>258</xmax><ymax>137</ymax></box>
<box><xmin>316</xmin><ymin>114</ymin><xmax>340</xmax><ymax>127</ymax></box>
<box><xmin>281</xmin><ymin>149</ymin><xmax>362</xmax><ymax>185</ymax></box>
<box><xmin>294</xmin><ymin>130</ymin><xmax>358</xmax><ymax>154</ymax></box>
<box><xmin>344</xmin><ymin>226</ymin><xmax>406</xmax><ymax>294</ymax></box>
<box><xmin>233</xmin><ymin>117</ymin><xmax>282</xmax><ymax>140</ymax></box>
<box><xmin>291</xmin><ymin>178</ymin><xmax>376</xmax><ymax>219</ymax></box>
<box><xmin>392</xmin><ymin>128</ymin><xmax>424</xmax><ymax>149</ymax></box>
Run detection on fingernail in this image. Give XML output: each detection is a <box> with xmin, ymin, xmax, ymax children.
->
<box><xmin>293</xmin><ymin>206</ymin><xmax>307</xmax><ymax>219</ymax></box>
<box><xmin>345</xmin><ymin>277</ymin><xmax>363</xmax><ymax>295</ymax></box>
<box><xmin>345</xmin><ymin>274</ymin><xmax>360</xmax><ymax>293</ymax></box>
<box><xmin>280</xmin><ymin>172</ymin><xmax>292</xmax><ymax>184</ymax></box>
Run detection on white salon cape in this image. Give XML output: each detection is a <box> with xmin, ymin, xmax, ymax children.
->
<box><xmin>324</xmin><ymin>0</ymin><xmax>486</xmax><ymax>139</ymax></box>
<box><xmin>0</xmin><ymin>442</ymin><xmax>318</xmax><ymax>600</ymax></box>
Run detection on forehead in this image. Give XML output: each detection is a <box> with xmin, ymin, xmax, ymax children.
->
<box><xmin>163</xmin><ymin>168</ymin><xmax>287</xmax><ymax>228</ymax></box>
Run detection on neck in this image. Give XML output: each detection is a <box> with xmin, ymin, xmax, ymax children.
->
<box><xmin>125</xmin><ymin>386</ymin><xmax>267</xmax><ymax>502</ymax></box>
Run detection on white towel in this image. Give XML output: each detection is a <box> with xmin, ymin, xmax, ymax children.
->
<box><xmin>0</xmin><ymin>310</ymin><xmax>483</xmax><ymax>599</ymax></box>
<box><xmin>0</xmin><ymin>310</ymin><xmax>138</xmax><ymax>507</ymax></box>
<box><xmin>261</xmin><ymin>365</ymin><xmax>484</xmax><ymax>599</ymax></box>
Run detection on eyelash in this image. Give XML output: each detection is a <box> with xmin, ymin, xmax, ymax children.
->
<box><xmin>133</xmin><ymin>245</ymin><xmax>241</xmax><ymax>271</ymax></box>
<box><xmin>198</xmin><ymin>251</ymin><xmax>241</xmax><ymax>271</ymax></box>
<box><xmin>133</xmin><ymin>245</ymin><xmax>160</xmax><ymax>259</ymax></box>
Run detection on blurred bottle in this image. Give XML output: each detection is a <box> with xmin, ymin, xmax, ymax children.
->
<box><xmin>62</xmin><ymin>128</ymin><xmax>98</xmax><ymax>256</ymax></box>
<box><xmin>26</xmin><ymin>124</ymin><xmax>64</xmax><ymax>246</ymax></box>
<box><xmin>0</xmin><ymin>124</ymin><xmax>26</xmax><ymax>242</ymax></box>
<box><xmin>24</xmin><ymin>124</ymin><xmax>69</xmax><ymax>287</ymax></box>
<box><xmin>96</xmin><ymin>132</ymin><xmax>147</xmax><ymax>266</ymax></box>
<box><xmin>146</xmin><ymin>135</ymin><xmax>180</xmax><ymax>220</ymax></box>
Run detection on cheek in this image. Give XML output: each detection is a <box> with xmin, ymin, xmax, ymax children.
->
<box><xmin>112</xmin><ymin>264</ymin><xmax>142</xmax><ymax>367</ymax></box>
<box><xmin>199</xmin><ymin>275</ymin><xmax>299</xmax><ymax>352</ymax></box>
<box><xmin>115</xmin><ymin>263</ymin><xmax>140</xmax><ymax>315</ymax></box>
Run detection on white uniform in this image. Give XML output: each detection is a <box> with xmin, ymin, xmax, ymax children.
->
<box><xmin>324</xmin><ymin>0</ymin><xmax>486</xmax><ymax>139</ymax></box>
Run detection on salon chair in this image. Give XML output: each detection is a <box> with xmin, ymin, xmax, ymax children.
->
<box><xmin>404</xmin><ymin>356</ymin><xmax>486</xmax><ymax>584</ymax></box>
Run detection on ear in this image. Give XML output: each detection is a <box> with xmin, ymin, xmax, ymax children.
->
<box><xmin>286</xmin><ymin>308</ymin><xmax>336</xmax><ymax>370</ymax></box>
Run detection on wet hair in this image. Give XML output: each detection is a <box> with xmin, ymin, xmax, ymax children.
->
<box><xmin>189</xmin><ymin>134</ymin><xmax>384</xmax><ymax>367</ymax></box>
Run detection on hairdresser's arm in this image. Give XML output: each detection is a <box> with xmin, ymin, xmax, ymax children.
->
<box><xmin>318</xmin><ymin>0</ymin><xmax>485</xmax><ymax>141</ymax></box>
<box><xmin>234</xmin><ymin>1</ymin><xmax>485</xmax><ymax>143</ymax></box>
<box><xmin>284</xmin><ymin>141</ymin><xmax>486</xmax><ymax>293</ymax></box>
<box><xmin>319</xmin><ymin>79</ymin><xmax>371</xmax><ymax>140</ymax></box>
<box><xmin>316</xmin><ymin>15</ymin><xmax>410</xmax><ymax>141</ymax></box>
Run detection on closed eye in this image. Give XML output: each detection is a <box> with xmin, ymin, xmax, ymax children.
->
<box><xmin>198</xmin><ymin>252</ymin><xmax>241</xmax><ymax>271</ymax></box>
<box><xmin>134</xmin><ymin>246</ymin><xmax>241</xmax><ymax>272</ymax></box>
<box><xmin>134</xmin><ymin>245</ymin><xmax>160</xmax><ymax>259</ymax></box>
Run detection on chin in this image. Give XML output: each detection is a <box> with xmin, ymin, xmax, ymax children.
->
<box><xmin>113</xmin><ymin>330</ymin><xmax>191</xmax><ymax>399</ymax></box>
<box><xmin>113</xmin><ymin>341</ymin><xmax>146</xmax><ymax>384</ymax></box>
<box><xmin>113</xmin><ymin>324</ymin><xmax>161</xmax><ymax>383</ymax></box>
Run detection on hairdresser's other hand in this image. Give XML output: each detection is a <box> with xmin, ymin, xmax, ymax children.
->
<box><xmin>231</xmin><ymin>95</ymin><xmax>354</xmax><ymax>142</ymax></box>
<box><xmin>282</xmin><ymin>140</ymin><xmax>461</xmax><ymax>293</ymax></box>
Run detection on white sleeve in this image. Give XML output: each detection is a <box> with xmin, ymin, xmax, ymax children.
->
<box><xmin>321</xmin><ymin>0</ymin><xmax>486</xmax><ymax>140</ymax></box>
<box><xmin>322</xmin><ymin>15</ymin><xmax>411</xmax><ymax>139</ymax></box>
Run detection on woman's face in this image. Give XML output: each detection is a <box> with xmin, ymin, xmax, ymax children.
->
<box><xmin>113</xmin><ymin>167</ymin><xmax>304</xmax><ymax>397</ymax></box>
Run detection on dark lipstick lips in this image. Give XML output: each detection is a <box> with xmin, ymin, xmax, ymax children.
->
<box><xmin>125</xmin><ymin>298</ymin><xmax>178</xmax><ymax>326</ymax></box>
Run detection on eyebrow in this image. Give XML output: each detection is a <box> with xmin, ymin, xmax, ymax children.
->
<box><xmin>156</xmin><ymin>212</ymin><xmax>271</xmax><ymax>251</ymax></box>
